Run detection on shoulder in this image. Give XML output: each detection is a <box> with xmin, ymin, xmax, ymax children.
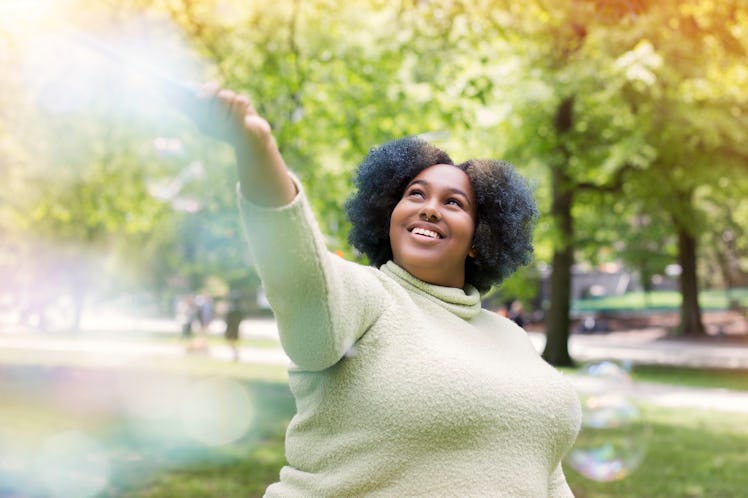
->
<box><xmin>475</xmin><ymin>309</ymin><xmax>539</xmax><ymax>347</ymax></box>
<box><xmin>329</xmin><ymin>255</ymin><xmax>400</xmax><ymax>306</ymax></box>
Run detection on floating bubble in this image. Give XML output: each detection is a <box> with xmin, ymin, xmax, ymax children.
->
<box><xmin>565</xmin><ymin>361</ymin><xmax>650</xmax><ymax>482</ymax></box>
<box><xmin>35</xmin><ymin>430</ymin><xmax>110</xmax><ymax>498</ymax></box>
<box><xmin>180</xmin><ymin>377</ymin><xmax>254</xmax><ymax>446</ymax></box>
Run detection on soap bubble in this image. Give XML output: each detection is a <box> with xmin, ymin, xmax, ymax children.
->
<box><xmin>565</xmin><ymin>361</ymin><xmax>650</xmax><ymax>482</ymax></box>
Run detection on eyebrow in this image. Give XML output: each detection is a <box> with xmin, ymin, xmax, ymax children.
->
<box><xmin>407</xmin><ymin>179</ymin><xmax>472</xmax><ymax>206</ymax></box>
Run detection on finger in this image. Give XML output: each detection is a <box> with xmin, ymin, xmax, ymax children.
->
<box><xmin>230</xmin><ymin>94</ymin><xmax>250</xmax><ymax>121</ymax></box>
<box><xmin>216</xmin><ymin>88</ymin><xmax>237</xmax><ymax>121</ymax></box>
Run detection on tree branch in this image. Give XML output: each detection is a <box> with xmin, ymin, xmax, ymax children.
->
<box><xmin>577</xmin><ymin>163</ymin><xmax>637</xmax><ymax>192</ymax></box>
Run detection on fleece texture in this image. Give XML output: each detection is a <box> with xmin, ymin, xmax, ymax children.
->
<box><xmin>238</xmin><ymin>179</ymin><xmax>581</xmax><ymax>498</ymax></box>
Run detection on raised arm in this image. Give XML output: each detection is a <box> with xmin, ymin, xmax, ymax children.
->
<box><xmin>185</xmin><ymin>82</ymin><xmax>296</xmax><ymax>207</ymax></box>
<box><xmin>177</xmin><ymin>83</ymin><xmax>385</xmax><ymax>370</ymax></box>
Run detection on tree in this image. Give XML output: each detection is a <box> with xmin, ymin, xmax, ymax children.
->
<box><xmin>609</xmin><ymin>0</ymin><xmax>748</xmax><ymax>335</ymax></box>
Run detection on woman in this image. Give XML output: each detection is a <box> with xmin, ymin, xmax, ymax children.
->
<box><xmin>188</xmin><ymin>83</ymin><xmax>581</xmax><ymax>497</ymax></box>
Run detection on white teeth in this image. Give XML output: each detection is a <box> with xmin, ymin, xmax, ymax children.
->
<box><xmin>412</xmin><ymin>227</ymin><xmax>440</xmax><ymax>239</ymax></box>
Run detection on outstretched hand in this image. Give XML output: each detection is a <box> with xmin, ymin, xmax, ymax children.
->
<box><xmin>173</xmin><ymin>82</ymin><xmax>296</xmax><ymax>207</ymax></box>
<box><xmin>181</xmin><ymin>82</ymin><xmax>274</xmax><ymax>152</ymax></box>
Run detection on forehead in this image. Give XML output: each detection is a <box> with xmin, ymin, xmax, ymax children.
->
<box><xmin>410</xmin><ymin>164</ymin><xmax>473</xmax><ymax>194</ymax></box>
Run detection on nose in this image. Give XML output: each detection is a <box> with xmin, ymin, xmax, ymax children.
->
<box><xmin>420</xmin><ymin>202</ymin><xmax>441</xmax><ymax>222</ymax></box>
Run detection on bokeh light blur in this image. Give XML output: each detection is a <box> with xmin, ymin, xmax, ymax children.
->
<box><xmin>36</xmin><ymin>430</ymin><xmax>111</xmax><ymax>498</ymax></box>
<box><xmin>180</xmin><ymin>377</ymin><xmax>255</xmax><ymax>446</ymax></box>
<box><xmin>0</xmin><ymin>365</ymin><xmax>264</xmax><ymax>496</ymax></box>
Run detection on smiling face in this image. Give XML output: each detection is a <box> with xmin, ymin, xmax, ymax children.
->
<box><xmin>388</xmin><ymin>164</ymin><xmax>477</xmax><ymax>288</ymax></box>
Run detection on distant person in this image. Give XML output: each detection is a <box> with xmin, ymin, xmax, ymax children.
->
<box><xmin>508</xmin><ymin>300</ymin><xmax>525</xmax><ymax>328</ymax></box>
<box><xmin>178</xmin><ymin>295</ymin><xmax>195</xmax><ymax>338</ymax></box>
<box><xmin>496</xmin><ymin>304</ymin><xmax>509</xmax><ymax>318</ymax></box>
<box><xmin>186</xmin><ymin>293</ymin><xmax>212</xmax><ymax>352</ymax></box>
<box><xmin>196</xmin><ymin>294</ymin><xmax>213</xmax><ymax>333</ymax></box>
<box><xmin>183</xmin><ymin>82</ymin><xmax>581</xmax><ymax>497</ymax></box>
<box><xmin>224</xmin><ymin>292</ymin><xmax>244</xmax><ymax>361</ymax></box>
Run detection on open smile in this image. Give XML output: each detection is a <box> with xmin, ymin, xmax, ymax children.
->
<box><xmin>407</xmin><ymin>223</ymin><xmax>445</xmax><ymax>241</ymax></box>
<box><xmin>411</xmin><ymin>227</ymin><xmax>442</xmax><ymax>239</ymax></box>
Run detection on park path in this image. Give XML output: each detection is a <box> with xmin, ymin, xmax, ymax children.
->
<box><xmin>1</xmin><ymin>317</ymin><xmax>748</xmax><ymax>414</ymax></box>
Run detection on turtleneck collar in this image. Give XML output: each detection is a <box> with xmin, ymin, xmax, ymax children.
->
<box><xmin>380</xmin><ymin>261</ymin><xmax>481</xmax><ymax>320</ymax></box>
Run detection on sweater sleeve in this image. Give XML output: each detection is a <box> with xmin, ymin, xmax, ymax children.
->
<box><xmin>237</xmin><ymin>177</ymin><xmax>387</xmax><ymax>371</ymax></box>
<box><xmin>548</xmin><ymin>462</ymin><xmax>575</xmax><ymax>498</ymax></box>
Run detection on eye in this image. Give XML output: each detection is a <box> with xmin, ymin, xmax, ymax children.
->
<box><xmin>407</xmin><ymin>188</ymin><xmax>425</xmax><ymax>199</ymax></box>
<box><xmin>446</xmin><ymin>198</ymin><xmax>464</xmax><ymax>208</ymax></box>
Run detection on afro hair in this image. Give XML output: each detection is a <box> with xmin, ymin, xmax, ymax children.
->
<box><xmin>345</xmin><ymin>137</ymin><xmax>538</xmax><ymax>293</ymax></box>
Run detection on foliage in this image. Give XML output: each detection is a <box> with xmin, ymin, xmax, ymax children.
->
<box><xmin>0</xmin><ymin>0</ymin><xmax>746</xmax><ymax>339</ymax></box>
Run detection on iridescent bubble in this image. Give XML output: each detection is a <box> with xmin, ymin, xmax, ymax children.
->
<box><xmin>35</xmin><ymin>430</ymin><xmax>110</xmax><ymax>498</ymax></box>
<box><xmin>180</xmin><ymin>377</ymin><xmax>254</xmax><ymax>446</ymax></box>
<box><xmin>565</xmin><ymin>361</ymin><xmax>650</xmax><ymax>482</ymax></box>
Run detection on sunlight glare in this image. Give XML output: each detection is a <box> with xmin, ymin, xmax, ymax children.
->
<box><xmin>12</xmin><ymin>7</ymin><xmax>204</xmax><ymax>117</ymax></box>
<box><xmin>0</xmin><ymin>0</ymin><xmax>57</xmax><ymax>35</ymax></box>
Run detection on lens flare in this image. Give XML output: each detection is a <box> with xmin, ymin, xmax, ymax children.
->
<box><xmin>565</xmin><ymin>361</ymin><xmax>650</xmax><ymax>482</ymax></box>
<box><xmin>12</xmin><ymin>9</ymin><xmax>204</xmax><ymax>116</ymax></box>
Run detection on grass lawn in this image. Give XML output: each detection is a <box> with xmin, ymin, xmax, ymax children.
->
<box><xmin>573</xmin><ymin>287</ymin><xmax>748</xmax><ymax>313</ymax></box>
<box><xmin>557</xmin><ymin>364</ymin><xmax>748</xmax><ymax>392</ymax></box>
<box><xmin>566</xmin><ymin>405</ymin><xmax>748</xmax><ymax>498</ymax></box>
<box><xmin>123</xmin><ymin>402</ymin><xmax>748</xmax><ymax>498</ymax></box>
<box><xmin>627</xmin><ymin>365</ymin><xmax>748</xmax><ymax>391</ymax></box>
<box><xmin>2</xmin><ymin>354</ymin><xmax>748</xmax><ymax>497</ymax></box>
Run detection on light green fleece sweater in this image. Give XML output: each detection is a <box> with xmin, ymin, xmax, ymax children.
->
<box><xmin>238</xmin><ymin>180</ymin><xmax>581</xmax><ymax>497</ymax></box>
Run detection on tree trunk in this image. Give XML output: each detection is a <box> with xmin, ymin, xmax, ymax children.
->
<box><xmin>542</xmin><ymin>97</ymin><xmax>576</xmax><ymax>366</ymax></box>
<box><xmin>543</xmin><ymin>247</ymin><xmax>574</xmax><ymax>365</ymax></box>
<box><xmin>676</xmin><ymin>227</ymin><xmax>706</xmax><ymax>336</ymax></box>
<box><xmin>543</xmin><ymin>163</ymin><xmax>575</xmax><ymax>366</ymax></box>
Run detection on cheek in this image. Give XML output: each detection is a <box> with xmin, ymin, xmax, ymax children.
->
<box><xmin>389</xmin><ymin>202</ymin><xmax>406</xmax><ymax>229</ymax></box>
<box><xmin>462</xmin><ymin>214</ymin><xmax>477</xmax><ymax>238</ymax></box>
